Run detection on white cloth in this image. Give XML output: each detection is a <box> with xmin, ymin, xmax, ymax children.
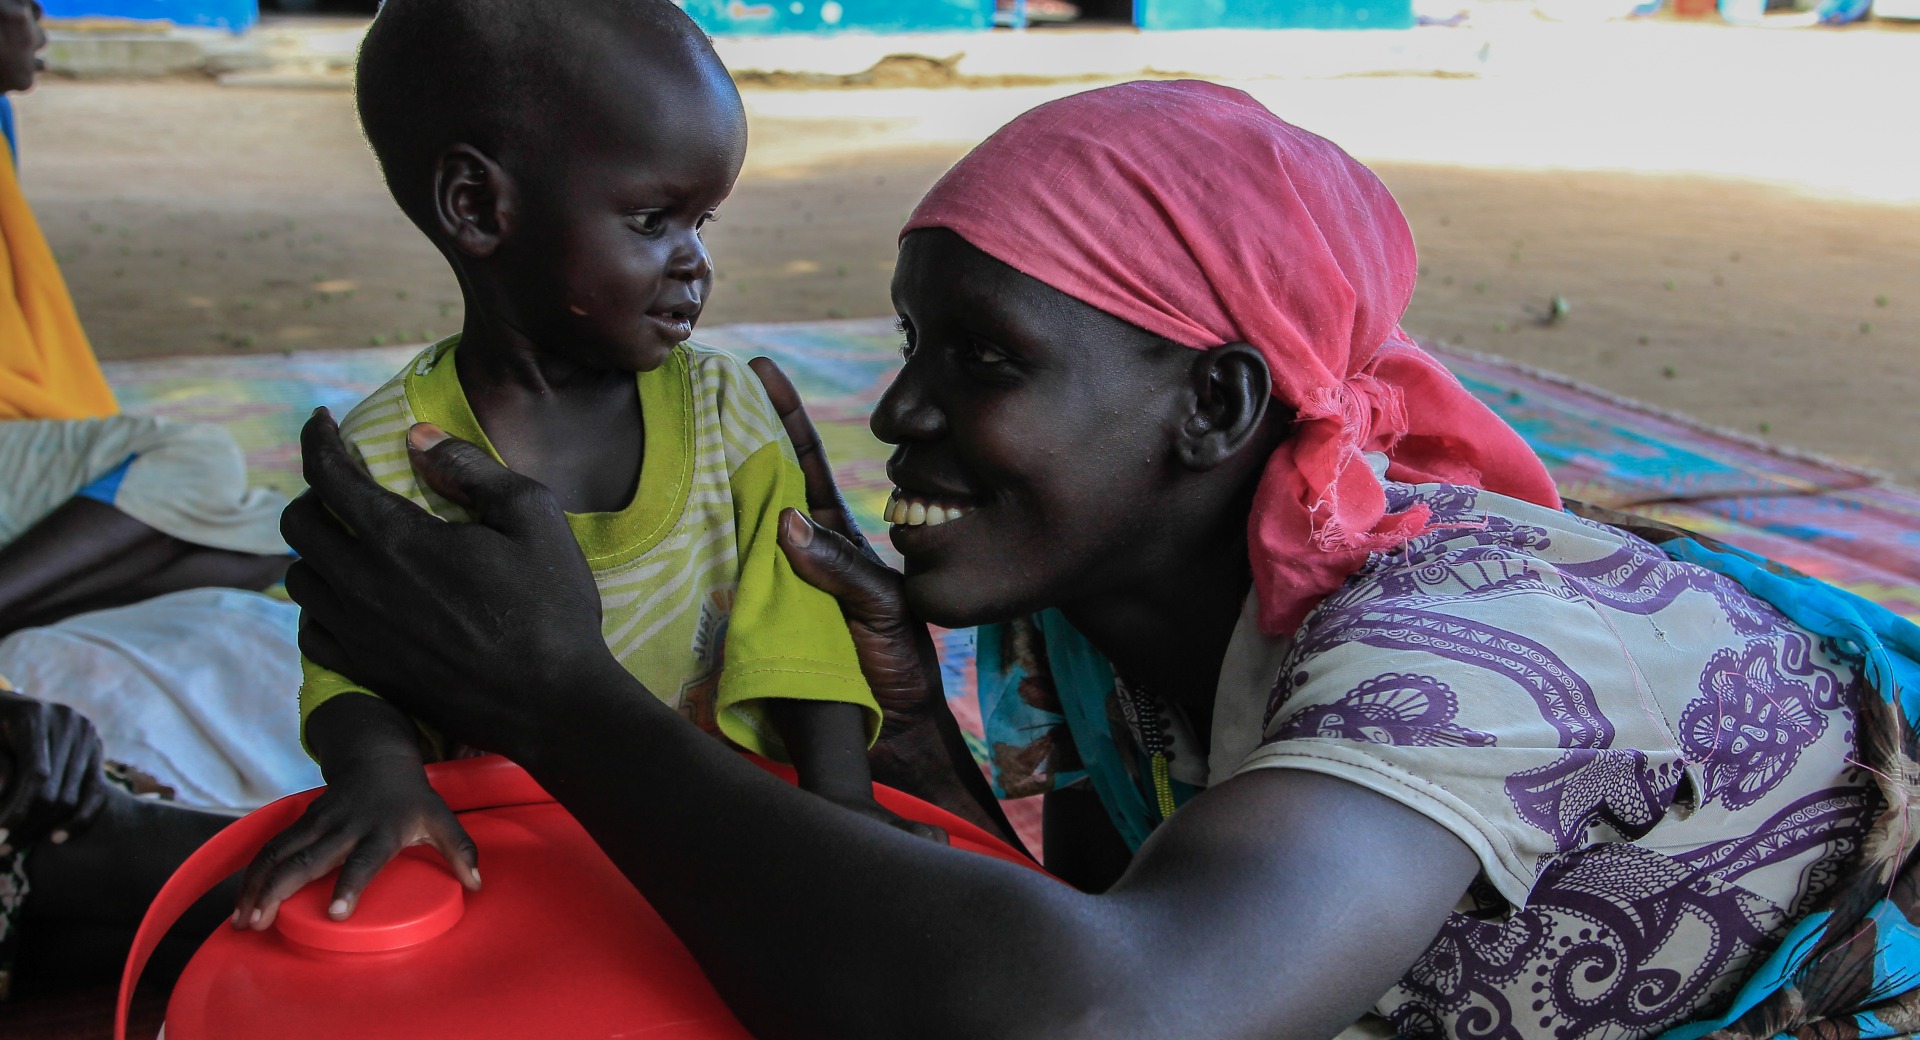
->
<box><xmin>0</xmin><ymin>415</ymin><xmax>287</xmax><ymax>556</ymax></box>
<box><xmin>0</xmin><ymin>588</ymin><xmax>320</xmax><ymax>812</ymax></box>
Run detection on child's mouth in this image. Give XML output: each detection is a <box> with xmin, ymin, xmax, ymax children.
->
<box><xmin>645</xmin><ymin>307</ymin><xmax>698</xmax><ymax>341</ymax></box>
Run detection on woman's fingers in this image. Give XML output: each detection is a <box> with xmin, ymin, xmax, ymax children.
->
<box><xmin>748</xmin><ymin>358</ymin><xmax>838</xmax><ymax>515</ymax></box>
<box><xmin>297</xmin><ymin>409</ymin><xmax>429</xmax><ymax>545</ymax></box>
<box><xmin>285</xmin><ymin>561</ymin><xmax>360</xmax><ymax>680</ymax></box>
<box><xmin>777</xmin><ymin>508</ymin><xmax>944</xmax><ymax>730</ymax></box>
<box><xmin>279</xmin><ymin>489</ymin><xmax>356</xmax><ymax>568</ymax></box>
<box><xmin>777</xmin><ymin>509</ymin><xmax>907</xmax><ymax>630</ymax></box>
<box><xmin>406</xmin><ymin>424</ymin><xmax>567</xmax><ymax>539</ymax></box>
<box><xmin>748</xmin><ymin>357</ymin><xmax>875</xmax><ymax>557</ymax></box>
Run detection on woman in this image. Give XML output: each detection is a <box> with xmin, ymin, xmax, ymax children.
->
<box><xmin>267</xmin><ymin>82</ymin><xmax>1920</xmax><ymax>1040</ymax></box>
<box><xmin>0</xmin><ymin>0</ymin><xmax>289</xmax><ymax>635</ymax></box>
<box><xmin>0</xmin><ymin>1</ymin><xmax>313</xmax><ymax>997</ymax></box>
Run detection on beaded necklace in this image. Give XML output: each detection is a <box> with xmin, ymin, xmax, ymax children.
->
<box><xmin>1114</xmin><ymin>673</ymin><xmax>1178</xmax><ymax>821</ymax></box>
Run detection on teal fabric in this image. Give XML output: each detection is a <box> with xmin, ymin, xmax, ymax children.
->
<box><xmin>1657</xmin><ymin>536</ymin><xmax>1920</xmax><ymax>1040</ymax></box>
<box><xmin>977</xmin><ymin>609</ymin><xmax>1201</xmax><ymax>851</ymax></box>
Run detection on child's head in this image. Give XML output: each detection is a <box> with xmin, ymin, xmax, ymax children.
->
<box><xmin>0</xmin><ymin>1</ymin><xmax>46</xmax><ymax>96</ymax></box>
<box><xmin>356</xmin><ymin>0</ymin><xmax>746</xmax><ymax>373</ymax></box>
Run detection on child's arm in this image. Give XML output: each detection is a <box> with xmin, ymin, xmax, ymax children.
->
<box><xmin>771</xmin><ymin>700</ymin><xmax>945</xmax><ymax>842</ymax></box>
<box><xmin>232</xmin><ymin>692</ymin><xmax>482</xmax><ymax>929</ymax></box>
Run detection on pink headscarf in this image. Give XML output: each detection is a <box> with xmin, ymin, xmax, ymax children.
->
<box><xmin>903</xmin><ymin>80</ymin><xmax>1561</xmax><ymax>637</ymax></box>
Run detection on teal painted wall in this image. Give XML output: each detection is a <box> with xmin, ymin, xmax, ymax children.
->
<box><xmin>42</xmin><ymin>0</ymin><xmax>257</xmax><ymax>31</ymax></box>
<box><xmin>680</xmin><ymin>0</ymin><xmax>992</xmax><ymax>34</ymax></box>
<box><xmin>1137</xmin><ymin>0</ymin><xmax>1413</xmax><ymax>29</ymax></box>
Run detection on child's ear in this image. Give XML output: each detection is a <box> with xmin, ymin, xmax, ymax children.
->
<box><xmin>1175</xmin><ymin>343</ymin><xmax>1280</xmax><ymax>472</ymax></box>
<box><xmin>432</xmin><ymin>144</ymin><xmax>515</xmax><ymax>259</ymax></box>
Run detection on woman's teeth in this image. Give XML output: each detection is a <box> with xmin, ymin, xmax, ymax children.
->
<box><xmin>886</xmin><ymin>490</ymin><xmax>969</xmax><ymax>527</ymax></box>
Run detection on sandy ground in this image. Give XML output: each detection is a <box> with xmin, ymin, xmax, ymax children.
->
<box><xmin>12</xmin><ymin>19</ymin><xmax>1920</xmax><ymax>482</ymax></box>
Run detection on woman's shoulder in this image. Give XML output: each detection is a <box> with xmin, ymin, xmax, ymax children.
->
<box><xmin>1313</xmin><ymin>479</ymin><xmax>1727</xmax><ymax>626</ymax></box>
<box><xmin>1247</xmin><ymin>478</ymin><xmax>1870</xmax><ymax>904</ymax></box>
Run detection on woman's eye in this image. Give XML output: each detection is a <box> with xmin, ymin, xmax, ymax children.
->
<box><xmin>966</xmin><ymin>342</ymin><xmax>1008</xmax><ymax>365</ymax></box>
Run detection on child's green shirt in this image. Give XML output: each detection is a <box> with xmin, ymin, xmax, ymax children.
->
<box><xmin>299</xmin><ymin>337</ymin><xmax>879</xmax><ymax>760</ymax></box>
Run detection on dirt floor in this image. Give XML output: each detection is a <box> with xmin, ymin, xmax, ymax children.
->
<box><xmin>12</xmin><ymin>19</ymin><xmax>1920</xmax><ymax>483</ymax></box>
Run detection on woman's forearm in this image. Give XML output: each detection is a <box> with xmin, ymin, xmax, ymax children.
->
<box><xmin>517</xmin><ymin>673</ymin><xmax>1474</xmax><ymax>1040</ymax></box>
<box><xmin>518</xmin><ymin>661</ymin><xmax>1109</xmax><ymax>1040</ymax></box>
<box><xmin>868</xmin><ymin>696</ymin><xmax>1020</xmax><ymax>847</ymax></box>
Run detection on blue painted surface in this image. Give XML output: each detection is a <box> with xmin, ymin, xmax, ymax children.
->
<box><xmin>1137</xmin><ymin>0</ymin><xmax>1413</xmax><ymax>29</ymax></box>
<box><xmin>680</xmin><ymin>0</ymin><xmax>991</xmax><ymax>35</ymax></box>
<box><xmin>0</xmin><ymin>97</ymin><xmax>15</xmax><ymax>167</ymax></box>
<box><xmin>42</xmin><ymin>0</ymin><xmax>257</xmax><ymax>32</ymax></box>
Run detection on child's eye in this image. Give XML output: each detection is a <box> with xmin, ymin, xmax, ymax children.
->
<box><xmin>629</xmin><ymin>211</ymin><xmax>667</xmax><ymax>236</ymax></box>
<box><xmin>696</xmin><ymin>210</ymin><xmax>720</xmax><ymax>231</ymax></box>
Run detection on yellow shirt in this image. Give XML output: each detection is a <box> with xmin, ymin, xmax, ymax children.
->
<box><xmin>299</xmin><ymin>338</ymin><xmax>878</xmax><ymax>761</ymax></box>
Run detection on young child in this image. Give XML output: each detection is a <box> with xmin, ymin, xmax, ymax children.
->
<box><xmin>238</xmin><ymin>0</ymin><xmax>904</xmax><ymax>926</ymax></box>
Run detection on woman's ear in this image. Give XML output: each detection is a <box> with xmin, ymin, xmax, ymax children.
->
<box><xmin>432</xmin><ymin>144</ymin><xmax>516</xmax><ymax>259</ymax></box>
<box><xmin>1176</xmin><ymin>343</ymin><xmax>1282</xmax><ymax>472</ymax></box>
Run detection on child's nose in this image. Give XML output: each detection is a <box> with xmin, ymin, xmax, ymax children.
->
<box><xmin>667</xmin><ymin>231</ymin><xmax>712</xmax><ymax>284</ymax></box>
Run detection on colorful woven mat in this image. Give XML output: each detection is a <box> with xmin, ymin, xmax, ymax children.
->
<box><xmin>102</xmin><ymin>320</ymin><xmax>1920</xmax><ymax>846</ymax></box>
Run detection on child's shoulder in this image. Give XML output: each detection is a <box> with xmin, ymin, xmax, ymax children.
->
<box><xmin>336</xmin><ymin>342</ymin><xmax>446</xmax><ymax>460</ymax></box>
<box><xmin>676</xmin><ymin>339</ymin><xmax>763</xmax><ymax>391</ymax></box>
<box><xmin>676</xmin><ymin>340</ymin><xmax>786</xmax><ymax>453</ymax></box>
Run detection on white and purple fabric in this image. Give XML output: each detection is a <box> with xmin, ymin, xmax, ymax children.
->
<box><xmin>978</xmin><ymin>479</ymin><xmax>1909</xmax><ymax>1039</ymax></box>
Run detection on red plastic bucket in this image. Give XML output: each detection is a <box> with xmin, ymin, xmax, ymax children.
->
<box><xmin>117</xmin><ymin>755</ymin><xmax>1041</xmax><ymax>1039</ymax></box>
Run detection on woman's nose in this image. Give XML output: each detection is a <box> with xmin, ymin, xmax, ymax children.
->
<box><xmin>667</xmin><ymin>231</ymin><xmax>712</xmax><ymax>284</ymax></box>
<box><xmin>870</xmin><ymin>360</ymin><xmax>946</xmax><ymax>444</ymax></box>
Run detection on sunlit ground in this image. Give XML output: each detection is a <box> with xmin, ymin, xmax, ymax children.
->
<box><xmin>17</xmin><ymin>16</ymin><xmax>1920</xmax><ymax>478</ymax></box>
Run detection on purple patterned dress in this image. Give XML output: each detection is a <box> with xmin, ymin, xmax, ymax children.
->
<box><xmin>980</xmin><ymin>481</ymin><xmax>1878</xmax><ymax>1040</ymax></box>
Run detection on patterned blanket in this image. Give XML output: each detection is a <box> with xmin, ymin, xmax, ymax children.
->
<box><xmin>101</xmin><ymin>321</ymin><xmax>1920</xmax><ymax>846</ymax></box>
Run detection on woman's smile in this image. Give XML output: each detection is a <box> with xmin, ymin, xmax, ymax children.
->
<box><xmin>884</xmin><ymin>487</ymin><xmax>974</xmax><ymax>529</ymax></box>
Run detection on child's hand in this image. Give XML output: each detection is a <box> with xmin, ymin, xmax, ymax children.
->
<box><xmin>827</xmin><ymin>795</ymin><xmax>949</xmax><ymax>845</ymax></box>
<box><xmin>232</xmin><ymin>758</ymin><xmax>480</xmax><ymax>930</ymax></box>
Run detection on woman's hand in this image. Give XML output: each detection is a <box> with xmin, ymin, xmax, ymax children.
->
<box><xmin>749</xmin><ymin>360</ymin><xmax>1012</xmax><ymax>841</ymax></box>
<box><xmin>0</xmin><ymin>688</ymin><xmax>110</xmax><ymax>853</ymax></box>
<box><xmin>281</xmin><ymin>410</ymin><xmax>621</xmax><ymax>759</ymax></box>
<box><xmin>746</xmin><ymin>361</ymin><xmax>947</xmax><ymax>759</ymax></box>
<box><xmin>233</xmin><ymin>755</ymin><xmax>479</xmax><ymax>930</ymax></box>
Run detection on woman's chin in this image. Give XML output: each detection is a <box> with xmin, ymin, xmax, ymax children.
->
<box><xmin>902</xmin><ymin>570</ymin><xmax>1033</xmax><ymax>631</ymax></box>
<box><xmin>899</xmin><ymin>573</ymin><xmax>997</xmax><ymax>630</ymax></box>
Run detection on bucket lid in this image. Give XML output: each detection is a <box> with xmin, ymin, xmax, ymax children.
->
<box><xmin>274</xmin><ymin>849</ymin><xmax>466</xmax><ymax>953</ymax></box>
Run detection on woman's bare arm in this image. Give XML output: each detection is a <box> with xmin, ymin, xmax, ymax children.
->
<box><xmin>279</xmin><ymin>409</ymin><xmax>1477</xmax><ymax>1040</ymax></box>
